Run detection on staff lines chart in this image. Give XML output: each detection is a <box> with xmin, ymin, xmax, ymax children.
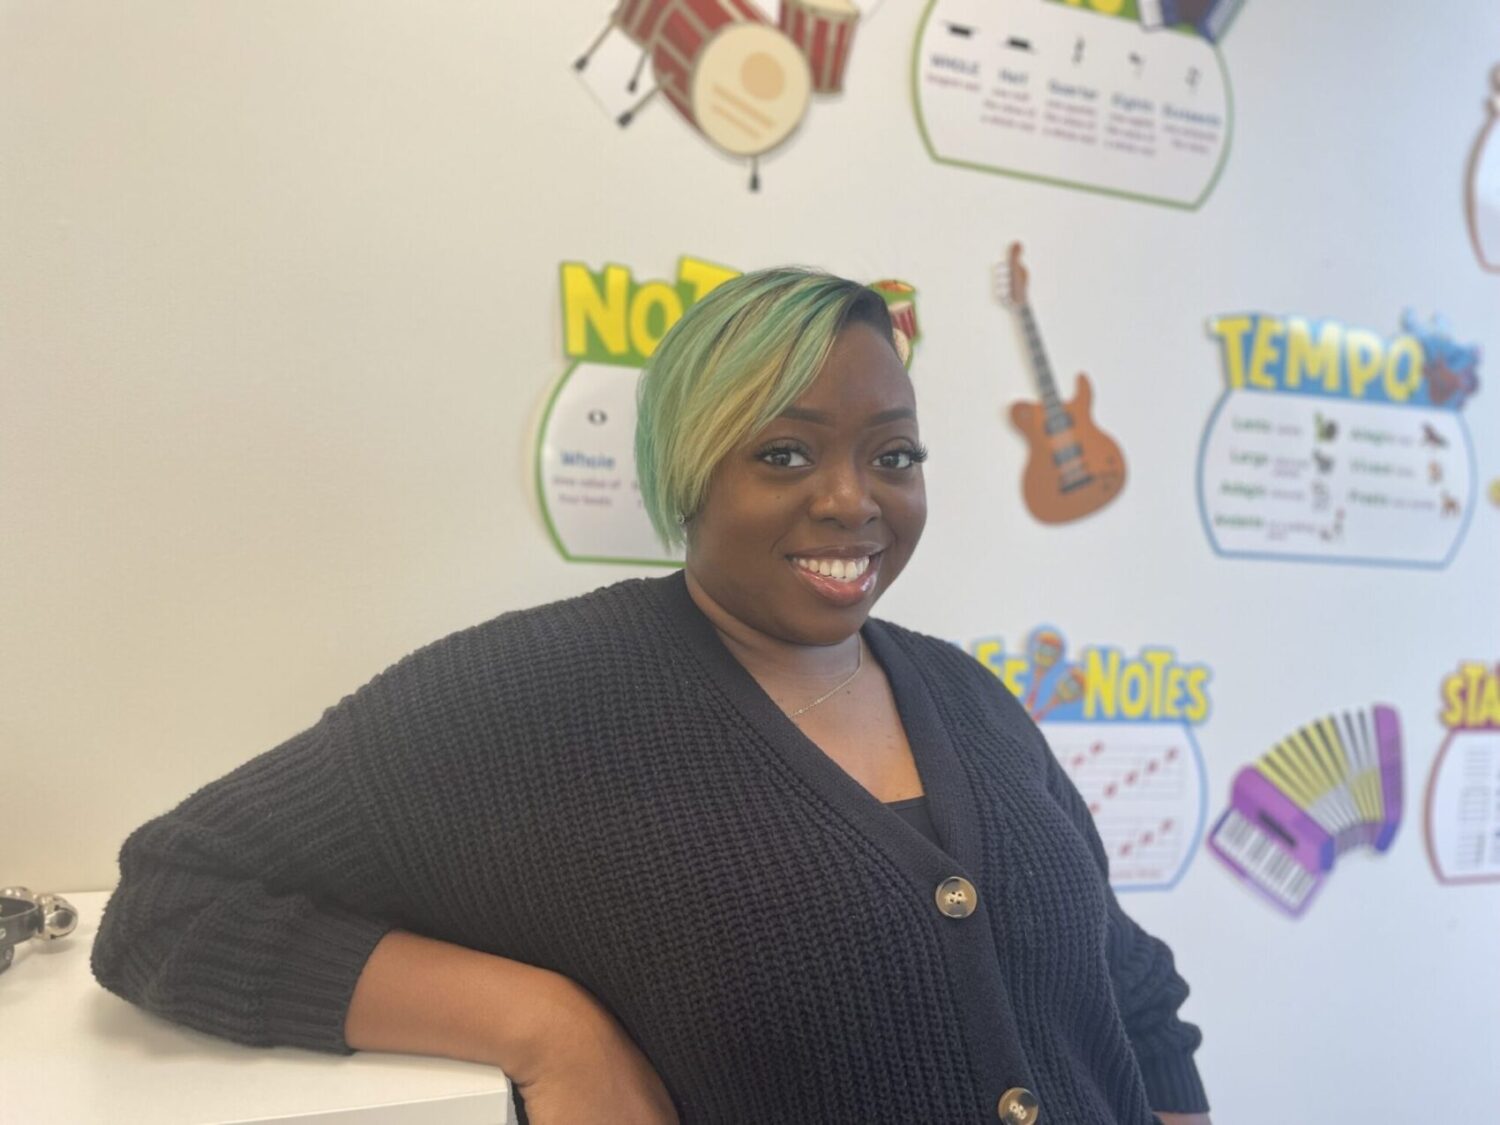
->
<box><xmin>1426</xmin><ymin>663</ymin><xmax>1500</xmax><ymax>886</ymax></box>
<box><xmin>1426</xmin><ymin>733</ymin><xmax>1500</xmax><ymax>882</ymax></box>
<box><xmin>1044</xmin><ymin>721</ymin><xmax>1206</xmax><ymax>891</ymax></box>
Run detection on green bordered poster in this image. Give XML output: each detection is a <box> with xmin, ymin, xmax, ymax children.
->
<box><xmin>913</xmin><ymin>0</ymin><xmax>1235</xmax><ymax>208</ymax></box>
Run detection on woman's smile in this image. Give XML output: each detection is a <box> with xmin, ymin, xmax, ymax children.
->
<box><xmin>786</xmin><ymin>548</ymin><xmax>885</xmax><ymax>607</ymax></box>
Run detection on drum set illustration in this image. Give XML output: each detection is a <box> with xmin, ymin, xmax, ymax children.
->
<box><xmin>575</xmin><ymin>0</ymin><xmax>863</xmax><ymax>189</ymax></box>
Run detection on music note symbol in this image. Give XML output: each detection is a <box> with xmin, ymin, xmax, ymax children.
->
<box><xmin>1073</xmin><ymin>36</ymin><xmax>1085</xmax><ymax>65</ymax></box>
<box><xmin>1128</xmin><ymin>51</ymin><xmax>1144</xmax><ymax>77</ymax></box>
<box><xmin>1187</xmin><ymin>66</ymin><xmax>1200</xmax><ymax>90</ymax></box>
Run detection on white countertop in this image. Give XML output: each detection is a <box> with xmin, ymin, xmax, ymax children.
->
<box><xmin>0</xmin><ymin>892</ymin><xmax>516</xmax><ymax>1125</ymax></box>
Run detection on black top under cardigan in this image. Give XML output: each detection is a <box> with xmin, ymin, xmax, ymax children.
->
<box><xmin>93</xmin><ymin>571</ymin><xmax>1208</xmax><ymax>1123</ymax></box>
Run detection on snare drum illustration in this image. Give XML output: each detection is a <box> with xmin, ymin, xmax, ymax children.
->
<box><xmin>616</xmin><ymin>0</ymin><xmax>676</xmax><ymax>45</ymax></box>
<box><xmin>870</xmin><ymin>279</ymin><xmax>917</xmax><ymax>341</ymax></box>
<box><xmin>651</xmin><ymin>0</ymin><xmax>811</xmax><ymax>163</ymax></box>
<box><xmin>779</xmin><ymin>0</ymin><xmax>859</xmax><ymax>93</ymax></box>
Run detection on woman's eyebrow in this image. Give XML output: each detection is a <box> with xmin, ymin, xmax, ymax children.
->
<box><xmin>777</xmin><ymin>406</ymin><xmax>917</xmax><ymax>425</ymax></box>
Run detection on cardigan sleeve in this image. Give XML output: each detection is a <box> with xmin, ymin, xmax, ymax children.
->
<box><xmin>1039</xmin><ymin>737</ymin><xmax>1211</xmax><ymax>1115</ymax></box>
<box><xmin>91</xmin><ymin>701</ymin><xmax>398</xmax><ymax>1054</ymax></box>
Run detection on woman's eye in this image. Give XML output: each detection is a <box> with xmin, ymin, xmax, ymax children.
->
<box><xmin>761</xmin><ymin>447</ymin><xmax>811</xmax><ymax>468</ymax></box>
<box><xmin>875</xmin><ymin>446</ymin><xmax>926</xmax><ymax>470</ymax></box>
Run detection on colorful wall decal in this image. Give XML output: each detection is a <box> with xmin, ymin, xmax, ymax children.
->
<box><xmin>971</xmin><ymin>627</ymin><xmax>1212</xmax><ymax>890</ymax></box>
<box><xmin>993</xmin><ymin>242</ymin><xmax>1126</xmax><ymax>524</ymax></box>
<box><xmin>912</xmin><ymin>0</ymin><xmax>1235</xmax><ymax>209</ymax></box>
<box><xmin>1425</xmin><ymin>661</ymin><xmax>1500</xmax><ymax>885</ymax></box>
<box><xmin>871</xmin><ymin>279</ymin><xmax>920</xmax><ymax>363</ymax></box>
<box><xmin>1196</xmin><ymin>311</ymin><xmax>1480</xmax><ymax>567</ymax></box>
<box><xmin>537</xmin><ymin>256</ymin><xmax>921</xmax><ymax>564</ymax></box>
<box><xmin>1137</xmin><ymin>0</ymin><xmax>1243</xmax><ymax>43</ymax></box>
<box><xmin>1466</xmin><ymin>66</ymin><xmax>1500</xmax><ymax>272</ymax></box>
<box><xmin>1207</xmin><ymin>705</ymin><xmax>1404</xmax><ymax>918</ymax></box>
<box><xmin>574</xmin><ymin>0</ymin><xmax>881</xmax><ymax>191</ymax></box>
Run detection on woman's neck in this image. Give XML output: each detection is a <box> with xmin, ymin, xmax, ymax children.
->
<box><xmin>682</xmin><ymin>568</ymin><xmax>862</xmax><ymax>685</ymax></box>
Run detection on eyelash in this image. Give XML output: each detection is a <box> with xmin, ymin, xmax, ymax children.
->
<box><xmin>756</xmin><ymin>442</ymin><xmax>929</xmax><ymax>470</ymax></box>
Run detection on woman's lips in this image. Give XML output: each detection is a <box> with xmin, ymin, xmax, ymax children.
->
<box><xmin>786</xmin><ymin>552</ymin><xmax>882</xmax><ymax>607</ymax></box>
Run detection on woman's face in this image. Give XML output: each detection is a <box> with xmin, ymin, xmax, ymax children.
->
<box><xmin>685</xmin><ymin>320</ymin><xmax>927</xmax><ymax>647</ymax></box>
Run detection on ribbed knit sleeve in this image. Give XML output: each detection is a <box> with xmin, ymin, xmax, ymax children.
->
<box><xmin>91</xmin><ymin>704</ymin><xmax>396</xmax><ymax>1054</ymax></box>
<box><xmin>1040</xmin><ymin>738</ymin><xmax>1210</xmax><ymax>1115</ymax></box>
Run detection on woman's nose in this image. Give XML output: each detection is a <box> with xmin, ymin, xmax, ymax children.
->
<box><xmin>808</xmin><ymin>461</ymin><xmax>879</xmax><ymax>527</ymax></box>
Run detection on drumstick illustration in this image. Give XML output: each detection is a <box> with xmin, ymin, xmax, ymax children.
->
<box><xmin>628</xmin><ymin>39</ymin><xmax>657</xmax><ymax>91</ymax></box>
<box><xmin>1035</xmin><ymin>666</ymin><xmax>1086</xmax><ymax>722</ymax></box>
<box><xmin>575</xmin><ymin>0</ymin><xmax>669</xmax><ymax>96</ymax></box>
<box><xmin>573</xmin><ymin>2</ymin><xmax>622</xmax><ymax>71</ymax></box>
<box><xmin>617</xmin><ymin>87</ymin><xmax>657</xmax><ymax>127</ymax></box>
<box><xmin>1024</xmin><ymin>629</ymin><xmax>1065</xmax><ymax>712</ymax></box>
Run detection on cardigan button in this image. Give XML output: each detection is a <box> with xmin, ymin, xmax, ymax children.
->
<box><xmin>934</xmin><ymin>876</ymin><xmax>977</xmax><ymax>918</ymax></box>
<box><xmin>996</xmin><ymin>1086</ymin><xmax>1040</xmax><ymax>1124</ymax></box>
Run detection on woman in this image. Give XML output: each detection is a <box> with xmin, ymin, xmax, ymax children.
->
<box><xmin>93</xmin><ymin>269</ymin><xmax>1211</xmax><ymax>1124</ymax></box>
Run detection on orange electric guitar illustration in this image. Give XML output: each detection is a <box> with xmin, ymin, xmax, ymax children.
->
<box><xmin>994</xmin><ymin>242</ymin><xmax>1127</xmax><ymax>524</ymax></box>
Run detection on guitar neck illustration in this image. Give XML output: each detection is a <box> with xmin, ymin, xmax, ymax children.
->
<box><xmin>1014</xmin><ymin>301</ymin><xmax>1073</xmax><ymax>436</ymax></box>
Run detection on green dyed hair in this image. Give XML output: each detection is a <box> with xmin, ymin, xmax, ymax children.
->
<box><xmin>635</xmin><ymin>267</ymin><xmax>895</xmax><ymax>549</ymax></box>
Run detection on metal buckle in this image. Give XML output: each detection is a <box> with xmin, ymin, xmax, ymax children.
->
<box><xmin>0</xmin><ymin>887</ymin><xmax>79</xmax><ymax>974</ymax></box>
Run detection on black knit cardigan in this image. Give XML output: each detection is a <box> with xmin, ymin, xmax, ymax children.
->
<box><xmin>93</xmin><ymin>571</ymin><xmax>1208</xmax><ymax>1123</ymax></box>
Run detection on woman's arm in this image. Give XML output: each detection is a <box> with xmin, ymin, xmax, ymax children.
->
<box><xmin>93</xmin><ymin>688</ymin><xmax>677</xmax><ymax>1122</ymax></box>
<box><xmin>344</xmin><ymin>929</ymin><xmax>563</xmax><ymax>1069</ymax></box>
<box><xmin>345</xmin><ymin>929</ymin><xmax>677</xmax><ymax>1123</ymax></box>
<box><xmin>92</xmin><ymin>708</ymin><xmax>398</xmax><ymax>1051</ymax></box>
<box><xmin>1157</xmin><ymin>1113</ymin><xmax>1212</xmax><ymax>1124</ymax></box>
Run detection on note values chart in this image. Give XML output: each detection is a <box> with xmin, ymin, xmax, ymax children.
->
<box><xmin>912</xmin><ymin>0</ymin><xmax>1232</xmax><ymax>207</ymax></box>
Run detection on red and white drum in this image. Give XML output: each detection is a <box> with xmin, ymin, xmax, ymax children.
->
<box><xmin>871</xmin><ymin>279</ymin><xmax>918</xmax><ymax>340</ymax></box>
<box><xmin>651</xmin><ymin>0</ymin><xmax>811</xmax><ymax>157</ymax></box>
<box><xmin>778</xmin><ymin>0</ymin><xmax>859</xmax><ymax>94</ymax></box>
<box><xmin>614</xmin><ymin>0</ymin><xmax>675</xmax><ymax>48</ymax></box>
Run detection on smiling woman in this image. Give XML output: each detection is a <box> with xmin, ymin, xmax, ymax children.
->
<box><xmin>92</xmin><ymin>268</ymin><xmax>1210</xmax><ymax>1125</ymax></box>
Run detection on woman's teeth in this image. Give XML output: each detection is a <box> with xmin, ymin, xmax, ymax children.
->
<box><xmin>792</xmin><ymin>555</ymin><xmax>871</xmax><ymax>581</ymax></box>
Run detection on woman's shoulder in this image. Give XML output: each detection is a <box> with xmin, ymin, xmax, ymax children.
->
<box><xmin>331</xmin><ymin>575</ymin><xmax>677</xmax><ymax>724</ymax></box>
<box><xmin>868</xmin><ymin>614</ymin><xmax>1043</xmax><ymax>739</ymax></box>
<box><xmin>867</xmin><ymin>615</ymin><xmax>990</xmax><ymax>685</ymax></box>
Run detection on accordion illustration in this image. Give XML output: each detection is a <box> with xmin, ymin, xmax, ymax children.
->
<box><xmin>1207</xmin><ymin>705</ymin><xmax>1403</xmax><ymax>917</ymax></box>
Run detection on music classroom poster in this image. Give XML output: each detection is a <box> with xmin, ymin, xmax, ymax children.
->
<box><xmin>1207</xmin><ymin>704</ymin><xmax>1405</xmax><ymax>919</ymax></box>
<box><xmin>1196</xmin><ymin>310</ymin><xmax>1481</xmax><ymax>568</ymax></box>
<box><xmin>536</xmin><ymin>257</ymin><xmax>920</xmax><ymax>564</ymax></box>
<box><xmin>1426</xmin><ymin>661</ymin><xmax>1500</xmax><ymax>886</ymax></box>
<box><xmin>970</xmin><ymin>628</ymin><xmax>1212</xmax><ymax>891</ymax></box>
<box><xmin>912</xmin><ymin>0</ymin><xmax>1238</xmax><ymax>209</ymax></box>
<box><xmin>572</xmin><ymin>0</ymin><xmax>886</xmax><ymax>192</ymax></box>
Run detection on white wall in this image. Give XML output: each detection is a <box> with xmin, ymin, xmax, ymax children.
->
<box><xmin>4</xmin><ymin>2</ymin><xmax>1498</xmax><ymax>1120</ymax></box>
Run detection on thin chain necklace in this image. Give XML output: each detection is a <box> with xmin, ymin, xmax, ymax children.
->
<box><xmin>789</xmin><ymin>638</ymin><xmax>864</xmax><ymax>718</ymax></box>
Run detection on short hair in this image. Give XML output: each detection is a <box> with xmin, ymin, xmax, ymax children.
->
<box><xmin>635</xmin><ymin>268</ymin><xmax>895</xmax><ymax>549</ymax></box>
